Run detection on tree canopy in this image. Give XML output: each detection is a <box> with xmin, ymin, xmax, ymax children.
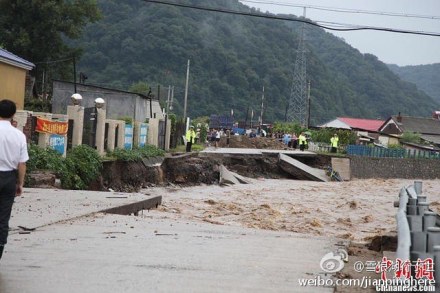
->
<box><xmin>388</xmin><ymin>63</ymin><xmax>440</xmax><ymax>104</ymax></box>
<box><xmin>0</xmin><ymin>0</ymin><xmax>100</xmax><ymax>91</ymax></box>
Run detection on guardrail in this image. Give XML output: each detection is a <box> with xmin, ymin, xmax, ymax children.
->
<box><xmin>395</xmin><ymin>181</ymin><xmax>439</xmax><ymax>288</ymax></box>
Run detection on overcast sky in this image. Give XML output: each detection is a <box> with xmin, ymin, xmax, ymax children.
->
<box><xmin>239</xmin><ymin>0</ymin><xmax>440</xmax><ymax>66</ymax></box>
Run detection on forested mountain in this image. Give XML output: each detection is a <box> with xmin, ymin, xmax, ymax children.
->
<box><xmin>72</xmin><ymin>0</ymin><xmax>438</xmax><ymax>125</ymax></box>
<box><xmin>388</xmin><ymin>63</ymin><xmax>440</xmax><ymax>104</ymax></box>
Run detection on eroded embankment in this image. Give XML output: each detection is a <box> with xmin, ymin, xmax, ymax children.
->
<box><xmin>96</xmin><ymin>152</ymin><xmax>331</xmax><ymax>192</ymax></box>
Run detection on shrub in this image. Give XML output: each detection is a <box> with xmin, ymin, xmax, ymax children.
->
<box><xmin>400</xmin><ymin>131</ymin><xmax>421</xmax><ymax>144</ymax></box>
<box><xmin>311</xmin><ymin>129</ymin><xmax>356</xmax><ymax>145</ymax></box>
<box><xmin>107</xmin><ymin>144</ymin><xmax>165</xmax><ymax>162</ymax></box>
<box><xmin>26</xmin><ymin>144</ymin><xmax>66</xmax><ymax>186</ymax></box>
<box><xmin>59</xmin><ymin>145</ymin><xmax>102</xmax><ymax>189</ymax></box>
<box><xmin>27</xmin><ymin>144</ymin><xmax>65</xmax><ymax>173</ymax></box>
<box><xmin>388</xmin><ymin>144</ymin><xmax>403</xmax><ymax>149</ymax></box>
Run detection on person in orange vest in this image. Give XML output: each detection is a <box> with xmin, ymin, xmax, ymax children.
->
<box><xmin>185</xmin><ymin>126</ymin><xmax>196</xmax><ymax>152</ymax></box>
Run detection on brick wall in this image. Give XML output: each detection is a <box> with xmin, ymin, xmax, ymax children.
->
<box><xmin>350</xmin><ymin>156</ymin><xmax>440</xmax><ymax>179</ymax></box>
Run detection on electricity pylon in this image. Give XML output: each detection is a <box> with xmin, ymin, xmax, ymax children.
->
<box><xmin>287</xmin><ymin>9</ymin><xmax>308</xmax><ymax>127</ymax></box>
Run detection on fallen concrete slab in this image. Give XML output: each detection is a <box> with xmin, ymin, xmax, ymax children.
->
<box><xmin>9</xmin><ymin>188</ymin><xmax>161</xmax><ymax>232</ymax></box>
<box><xmin>278</xmin><ymin>153</ymin><xmax>329</xmax><ymax>182</ymax></box>
<box><xmin>102</xmin><ymin>196</ymin><xmax>162</xmax><ymax>215</ymax></box>
<box><xmin>219</xmin><ymin>165</ymin><xmax>251</xmax><ymax>185</ymax></box>
<box><xmin>219</xmin><ymin>164</ymin><xmax>241</xmax><ymax>185</ymax></box>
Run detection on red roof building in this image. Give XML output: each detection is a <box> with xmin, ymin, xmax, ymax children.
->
<box><xmin>319</xmin><ymin>117</ymin><xmax>385</xmax><ymax>132</ymax></box>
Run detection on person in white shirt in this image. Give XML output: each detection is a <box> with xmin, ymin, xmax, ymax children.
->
<box><xmin>215</xmin><ymin>129</ymin><xmax>221</xmax><ymax>148</ymax></box>
<box><xmin>0</xmin><ymin>99</ymin><xmax>29</xmax><ymax>260</ymax></box>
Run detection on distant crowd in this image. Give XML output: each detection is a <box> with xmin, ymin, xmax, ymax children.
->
<box><xmin>186</xmin><ymin>126</ymin><xmax>339</xmax><ymax>153</ymax></box>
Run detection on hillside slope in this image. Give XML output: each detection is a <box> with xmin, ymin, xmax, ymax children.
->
<box><xmin>73</xmin><ymin>0</ymin><xmax>438</xmax><ymax>124</ymax></box>
<box><xmin>388</xmin><ymin>63</ymin><xmax>440</xmax><ymax>104</ymax></box>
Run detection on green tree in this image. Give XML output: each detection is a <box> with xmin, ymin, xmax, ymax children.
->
<box><xmin>129</xmin><ymin>81</ymin><xmax>151</xmax><ymax>95</ymax></box>
<box><xmin>311</xmin><ymin>129</ymin><xmax>356</xmax><ymax>145</ymax></box>
<box><xmin>272</xmin><ymin>122</ymin><xmax>304</xmax><ymax>134</ymax></box>
<box><xmin>0</xmin><ymin>0</ymin><xmax>101</xmax><ymax>96</ymax></box>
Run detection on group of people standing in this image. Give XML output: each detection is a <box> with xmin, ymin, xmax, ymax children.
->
<box><xmin>185</xmin><ymin>127</ymin><xmax>224</xmax><ymax>152</ymax></box>
<box><xmin>186</xmin><ymin>125</ymin><xmax>340</xmax><ymax>153</ymax></box>
<box><xmin>282</xmin><ymin>132</ymin><xmax>308</xmax><ymax>151</ymax></box>
<box><xmin>208</xmin><ymin>129</ymin><xmax>221</xmax><ymax>148</ymax></box>
<box><xmin>282</xmin><ymin>132</ymin><xmax>339</xmax><ymax>152</ymax></box>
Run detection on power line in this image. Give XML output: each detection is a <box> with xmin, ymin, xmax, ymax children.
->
<box><xmin>142</xmin><ymin>0</ymin><xmax>440</xmax><ymax>37</ymax></box>
<box><xmin>240</xmin><ymin>0</ymin><xmax>440</xmax><ymax>20</ymax></box>
<box><xmin>34</xmin><ymin>57</ymin><xmax>73</xmax><ymax>64</ymax></box>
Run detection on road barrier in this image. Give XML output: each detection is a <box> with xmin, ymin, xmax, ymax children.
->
<box><xmin>395</xmin><ymin>181</ymin><xmax>440</xmax><ymax>288</ymax></box>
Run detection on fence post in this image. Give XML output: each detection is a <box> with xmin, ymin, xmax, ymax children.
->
<box><xmin>67</xmin><ymin>105</ymin><xmax>84</xmax><ymax>147</ymax></box>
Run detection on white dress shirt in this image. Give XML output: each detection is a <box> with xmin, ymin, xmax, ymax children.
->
<box><xmin>0</xmin><ymin>120</ymin><xmax>29</xmax><ymax>171</ymax></box>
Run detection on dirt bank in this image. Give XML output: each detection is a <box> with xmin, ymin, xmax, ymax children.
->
<box><xmin>96</xmin><ymin>152</ymin><xmax>332</xmax><ymax>192</ymax></box>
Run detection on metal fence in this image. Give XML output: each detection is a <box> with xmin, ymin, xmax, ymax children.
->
<box><xmin>346</xmin><ymin>145</ymin><xmax>440</xmax><ymax>159</ymax></box>
<box><xmin>395</xmin><ymin>182</ymin><xmax>439</xmax><ymax>289</ymax></box>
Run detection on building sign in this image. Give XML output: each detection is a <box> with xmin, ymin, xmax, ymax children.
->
<box><xmin>139</xmin><ymin>123</ymin><xmax>148</xmax><ymax>147</ymax></box>
<box><xmin>36</xmin><ymin>117</ymin><xmax>68</xmax><ymax>135</ymax></box>
<box><xmin>49</xmin><ymin>134</ymin><xmax>65</xmax><ymax>155</ymax></box>
<box><xmin>124</xmin><ymin>124</ymin><xmax>133</xmax><ymax>150</ymax></box>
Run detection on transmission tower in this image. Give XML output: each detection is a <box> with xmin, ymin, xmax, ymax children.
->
<box><xmin>287</xmin><ymin>9</ymin><xmax>308</xmax><ymax>127</ymax></box>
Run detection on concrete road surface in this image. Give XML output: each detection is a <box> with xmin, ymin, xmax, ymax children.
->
<box><xmin>0</xmin><ymin>188</ymin><xmax>338</xmax><ymax>293</ymax></box>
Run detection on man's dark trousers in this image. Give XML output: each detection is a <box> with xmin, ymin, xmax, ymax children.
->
<box><xmin>186</xmin><ymin>141</ymin><xmax>192</xmax><ymax>152</ymax></box>
<box><xmin>0</xmin><ymin>171</ymin><xmax>17</xmax><ymax>258</ymax></box>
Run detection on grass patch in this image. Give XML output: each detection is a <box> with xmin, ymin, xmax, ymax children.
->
<box><xmin>170</xmin><ymin>144</ymin><xmax>205</xmax><ymax>153</ymax></box>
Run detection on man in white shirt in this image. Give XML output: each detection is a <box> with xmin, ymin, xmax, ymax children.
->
<box><xmin>0</xmin><ymin>99</ymin><xmax>29</xmax><ymax>260</ymax></box>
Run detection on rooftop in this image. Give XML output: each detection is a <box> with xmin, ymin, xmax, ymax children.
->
<box><xmin>388</xmin><ymin>115</ymin><xmax>440</xmax><ymax>135</ymax></box>
<box><xmin>0</xmin><ymin>48</ymin><xmax>35</xmax><ymax>70</ymax></box>
<box><xmin>319</xmin><ymin>117</ymin><xmax>385</xmax><ymax>132</ymax></box>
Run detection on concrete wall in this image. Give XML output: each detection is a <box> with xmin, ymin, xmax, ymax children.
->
<box><xmin>0</xmin><ymin>62</ymin><xmax>27</xmax><ymax>109</ymax></box>
<box><xmin>350</xmin><ymin>156</ymin><xmax>440</xmax><ymax>179</ymax></box>
<box><xmin>52</xmin><ymin>81</ymin><xmax>163</xmax><ymax>122</ymax></box>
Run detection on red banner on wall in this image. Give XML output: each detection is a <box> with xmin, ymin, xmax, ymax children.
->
<box><xmin>35</xmin><ymin>117</ymin><xmax>68</xmax><ymax>135</ymax></box>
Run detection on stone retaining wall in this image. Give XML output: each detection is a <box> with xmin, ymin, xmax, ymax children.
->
<box><xmin>350</xmin><ymin>156</ymin><xmax>440</xmax><ymax>179</ymax></box>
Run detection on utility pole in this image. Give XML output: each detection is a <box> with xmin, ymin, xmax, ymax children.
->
<box><xmin>166</xmin><ymin>85</ymin><xmax>171</xmax><ymax>114</ymax></box>
<box><xmin>41</xmin><ymin>69</ymin><xmax>45</xmax><ymax>97</ymax></box>
<box><xmin>307</xmin><ymin>81</ymin><xmax>311</xmax><ymax>128</ymax></box>
<box><xmin>170</xmin><ymin>86</ymin><xmax>174</xmax><ymax>111</ymax></box>
<box><xmin>244</xmin><ymin>106</ymin><xmax>249</xmax><ymax>129</ymax></box>
<box><xmin>73</xmin><ymin>56</ymin><xmax>77</xmax><ymax>93</ymax></box>
<box><xmin>183</xmin><ymin>59</ymin><xmax>190</xmax><ymax>121</ymax></box>
<box><xmin>259</xmin><ymin>85</ymin><xmax>265</xmax><ymax>127</ymax></box>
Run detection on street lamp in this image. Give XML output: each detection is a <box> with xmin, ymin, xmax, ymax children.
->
<box><xmin>94</xmin><ymin>97</ymin><xmax>105</xmax><ymax>109</ymax></box>
<box><xmin>71</xmin><ymin>93</ymin><xmax>82</xmax><ymax>105</ymax></box>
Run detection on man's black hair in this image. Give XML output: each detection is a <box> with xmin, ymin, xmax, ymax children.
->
<box><xmin>0</xmin><ymin>99</ymin><xmax>17</xmax><ymax>119</ymax></box>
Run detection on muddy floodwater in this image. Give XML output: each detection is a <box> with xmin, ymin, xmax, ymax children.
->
<box><xmin>147</xmin><ymin>178</ymin><xmax>440</xmax><ymax>242</ymax></box>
